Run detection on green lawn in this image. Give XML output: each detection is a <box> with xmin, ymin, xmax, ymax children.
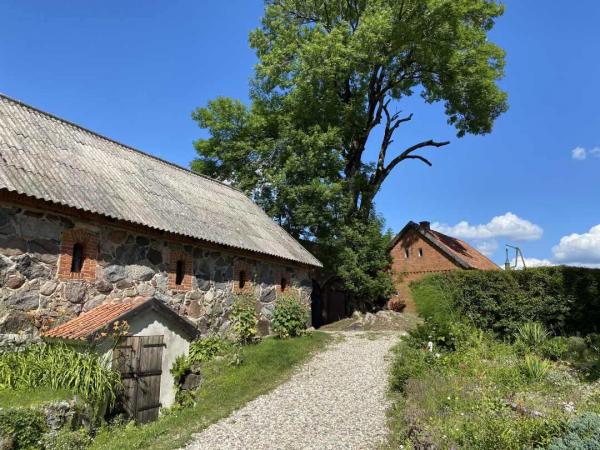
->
<box><xmin>0</xmin><ymin>387</ymin><xmax>73</xmax><ymax>408</ymax></box>
<box><xmin>91</xmin><ymin>331</ymin><xmax>331</xmax><ymax>450</ymax></box>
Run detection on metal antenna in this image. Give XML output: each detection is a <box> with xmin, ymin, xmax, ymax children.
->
<box><xmin>506</xmin><ymin>244</ymin><xmax>526</xmax><ymax>269</ymax></box>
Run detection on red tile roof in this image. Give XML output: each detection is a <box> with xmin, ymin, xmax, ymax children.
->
<box><xmin>428</xmin><ymin>229</ymin><xmax>499</xmax><ymax>270</ymax></box>
<box><xmin>390</xmin><ymin>221</ymin><xmax>499</xmax><ymax>271</ymax></box>
<box><xmin>42</xmin><ymin>297</ymin><xmax>148</xmax><ymax>341</ymax></box>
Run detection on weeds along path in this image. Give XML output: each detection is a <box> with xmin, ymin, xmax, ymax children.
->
<box><xmin>184</xmin><ymin>331</ymin><xmax>397</xmax><ymax>450</ymax></box>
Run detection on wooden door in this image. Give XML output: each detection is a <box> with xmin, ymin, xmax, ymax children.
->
<box><xmin>112</xmin><ymin>335</ymin><xmax>164</xmax><ymax>423</ymax></box>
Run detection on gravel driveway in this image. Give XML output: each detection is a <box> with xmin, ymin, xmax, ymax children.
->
<box><xmin>184</xmin><ymin>331</ymin><xmax>397</xmax><ymax>450</ymax></box>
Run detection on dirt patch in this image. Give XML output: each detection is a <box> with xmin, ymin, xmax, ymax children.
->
<box><xmin>320</xmin><ymin>310</ymin><xmax>421</xmax><ymax>333</ymax></box>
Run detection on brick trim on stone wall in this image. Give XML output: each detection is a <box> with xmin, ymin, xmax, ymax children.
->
<box><xmin>233</xmin><ymin>261</ymin><xmax>253</xmax><ymax>294</ymax></box>
<box><xmin>168</xmin><ymin>250</ymin><xmax>193</xmax><ymax>291</ymax></box>
<box><xmin>58</xmin><ymin>229</ymin><xmax>98</xmax><ymax>281</ymax></box>
<box><xmin>275</xmin><ymin>269</ymin><xmax>292</xmax><ymax>298</ymax></box>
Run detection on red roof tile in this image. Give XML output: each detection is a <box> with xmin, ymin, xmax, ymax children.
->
<box><xmin>428</xmin><ymin>229</ymin><xmax>499</xmax><ymax>270</ymax></box>
<box><xmin>42</xmin><ymin>297</ymin><xmax>148</xmax><ymax>340</ymax></box>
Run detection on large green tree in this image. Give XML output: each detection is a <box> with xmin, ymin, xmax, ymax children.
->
<box><xmin>192</xmin><ymin>0</ymin><xmax>507</xmax><ymax>303</ymax></box>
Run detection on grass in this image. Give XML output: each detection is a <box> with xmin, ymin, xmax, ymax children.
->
<box><xmin>0</xmin><ymin>387</ymin><xmax>73</xmax><ymax>408</ymax></box>
<box><xmin>387</xmin><ymin>325</ymin><xmax>600</xmax><ymax>449</ymax></box>
<box><xmin>91</xmin><ymin>331</ymin><xmax>331</xmax><ymax>450</ymax></box>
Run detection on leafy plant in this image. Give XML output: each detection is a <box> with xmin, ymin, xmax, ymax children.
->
<box><xmin>516</xmin><ymin>322</ymin><xmax>550</xmax><ymax>349</ymax></box>
<box><xmin>521</xmin><ymin>354</ymin><xmax>551</xmax><ymax>381</ymax></box>
<box><xmin>188</xmin><ymin>336</ymin><xmax>230</xmax><ymax>363</ymax></box>
<box><xmin>230</xmin><ymin>293</ymin><xmax>258</xmax><ymax>344</ymax></box>
<box><xmin>170</xmin><ymin>355</ymin><xmax>192</xmax><ymax>386</ymax></box>
<box><xmin>270</xmin><ymin>293</ymin><xmax>308</xmax><ymax>339</ymax></box>
<box><xmin>0</xmin><ymin>343</ymin><xmax>121</xmax><ymax>409</ymax></box>
<box><xmin>0</xmin><ymin>407</ymin><xmax>47</xmax><ymax>450</ymax></box>
<box><xmin>42</xmin><ymin>428</ymin><xmax>92</xmax><ymax>450</ymax></box>
<box><xmin>542</xmin><ymin>336</ymin><xmax>571</xmax><ymax>361</ymax></box>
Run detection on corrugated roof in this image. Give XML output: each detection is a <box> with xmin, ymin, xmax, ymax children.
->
<box><xmin>0</xmin><ymin>93</ymin><xmax>321</xmax><ymax>267</ymax></box>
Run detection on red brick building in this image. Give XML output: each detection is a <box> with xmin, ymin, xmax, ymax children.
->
<box><xmin>389</xmin><ymin>221</ymin><xmax>499</xmax><ymax>311</ymax></box>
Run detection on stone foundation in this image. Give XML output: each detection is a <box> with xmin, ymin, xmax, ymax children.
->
<box><xmin>0</xmin><ymin>204</ymin><xmax>312</xmax><ymax>340</ymax></box>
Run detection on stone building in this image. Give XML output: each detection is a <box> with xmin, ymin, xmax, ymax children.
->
<box><xmin>389</xmin><ymin>220</ymin><xmax>498</xmax><ymax>311</ymax></box>
<box><xmin>0</xmin><ymin>93</ymin><xmax>321</xmax><ymax>342</ymax></box>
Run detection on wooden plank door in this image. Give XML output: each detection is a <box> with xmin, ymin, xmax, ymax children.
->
<box><xmin>112</xmin><ymin>335</ymin><xmax>164</xmax><ymax>424</ymax></box>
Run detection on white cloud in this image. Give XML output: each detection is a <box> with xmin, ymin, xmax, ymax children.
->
<box><xmin>516</xmin><ymin>257</ymin><xmax>554</xmax><ymax>269</ymax></box>
<box><xmin>571</xmin><ymin>146</ymin><xmax>600</xmax><ymax>161</ymax></box>
<box><xmin>552</xmin><ymin>224</ymin><xmax>600</xmax><ymax>266</ymax></box>
<box><xmin>432</xmin><ymin>212</ymin><xmax>543</xmax><ymax>242</ymax></box>
<box><xmin>572</xmin><ymin>146</ymin><xmax>587</xmax><ymax>160</ymax></box>
<box><xmin>476</xmin><ymin>240</ymin><xmax>498</xmax><ymax>257</ymax></box>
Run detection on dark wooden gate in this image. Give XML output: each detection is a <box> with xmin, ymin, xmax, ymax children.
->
<box><xmin>112</xmin><ymin>335</ymin><xmax>164</xmax><ymax>423</ymax></box>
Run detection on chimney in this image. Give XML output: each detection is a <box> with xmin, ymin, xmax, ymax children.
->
<box><xmin>419</xmin><ymin>221</ymin><xmax>431</xmax><ymax>231</ymax></box>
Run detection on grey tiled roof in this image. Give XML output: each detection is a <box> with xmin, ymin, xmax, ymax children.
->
<box><xmin>0</xmin><ymin>94</ymin><xmax>321</xmax><ymax>267</ymax></box>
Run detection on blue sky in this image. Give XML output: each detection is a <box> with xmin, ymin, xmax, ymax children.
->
<box><xmin>1</xmin><ymin>1</ymin><xmax>599</xmax><ymax>267</ymax></box>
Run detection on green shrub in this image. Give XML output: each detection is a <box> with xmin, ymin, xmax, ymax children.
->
<box><xmin>0</xmin><ymin>344</ymin><xmax>121</xmax><ymax>408</ymax></box>
<box><xmin>230</xmin><ymin>293</ymin><xmax>258</xmax><ymax>343</ymax></box>
<box><xmin>188</xmin><ymin>336</ymin><xmax>231</xmax><ymax>363</ymax></box>
<box><xmin>521</xmin><ymin>354</ymin><xmax>551</xmax><ymax>381</ymax></box>
<box><xmin>170</xmin><ymin>354</ymin><xmax>192</xmax><ymax>386</ymax></box>
<box><xmin>42</xmin><ymin>428</ymin><xmax>92</xmax><ymax>450</ymax></box>
<box><xmin>0</xmin><ymin>408</ymin><xmax>47</xmax><ymax>450</ymax></box>
<box><xmin>410</xmin><ymin>267</ymin><xmax>600</xmax><ymax>338</ymax></box>
<box><xmin>389</xmin><ymin>343</ymin><xmax>432</xmax><ymax>393</ymax></box>
<box><xmin>545</xmin><ymin>413</ymin><xmax>600</xmax><ymax>449</ymax></box>
<box><xmin>516</xmin><ymin>322</ymin><xmax>550</xmax><ymax>349</ymax></box>
<box><xmin>270</xmin><ymin>293</ymin><xmax>308</xmax><ymax>339</ymax></box>
<box><xmin>542</xmin><ymin>336</ymin><xmax>571</xmax><ymax>361</ymax></box>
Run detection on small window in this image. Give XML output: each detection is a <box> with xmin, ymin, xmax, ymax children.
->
<box><xmin>404</xmin><ymin>248</ymin><xmax>410</xmax><ymax>259</ymax></box>
<box><xmin>418</xmin><ymin>248</ymin><xmax>423</xmax><ymax>257</ymax></box>
<box><xmin>239</xmin><ymin>270</ymin><xmax>246</xmax><ymax>289</ymax></box>
<box><xmin>70</xmin><ymin>243</ymin><xmax>85</xmax><ymax>273</ymax></box>
<box><xmin>175</xmin><ymin>260</ymin><xmax>185</xmax><ymax>285</ymax></box>
<box><xmin>280</xmin><ymin>277</ymin><xmax>288</xmax><ymax>292</ymax></box>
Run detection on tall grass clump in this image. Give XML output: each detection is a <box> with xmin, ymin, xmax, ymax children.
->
<box><xmin>0</xmin><ymin>343</ymin><xmax>121</xmax><ymax>408</ymax></box>
<box><xmin>516</xmin><ymin>322</ymin><xmax>550</xmax><ymax>348</ymax></box>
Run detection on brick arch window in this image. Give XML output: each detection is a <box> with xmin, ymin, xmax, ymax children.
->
<box><xmin>280</xmin><ymin>276</ymin><xmax>288</xmax><ymax>292</ymax></box>
<box><xmin>70</xmin><ymin>243</ymin><xmax>85</xmax><ymax>273</ymax></box>
<box><xmin>276</xmin><ymin>269</ymin><xmax>292</xmax><ymax>297</ymax></box>
<box><xmin>169</xmin><ymin>250</ymin><xmax>192</xmax><ymax>291</ymax></box>
<box><xmin>233</xmin><ymin>261</ymin><xmax>253</xmax><ymax>293</ymax></box>
<box><xmin>58</xmin><ymin>229</ymin><xmax>98</xmax><ymax>281</ymax></box>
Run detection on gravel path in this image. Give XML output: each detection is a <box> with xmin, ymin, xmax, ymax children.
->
<box><xmin>184</xmin><ymin>332</ymin><xmax>397</xmax><ymax>450</ymax></box>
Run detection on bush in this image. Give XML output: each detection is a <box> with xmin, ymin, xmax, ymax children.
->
<box><xmin>0</xmin><ymin>408</ymin><xmax>47</xmax><ymax>450</ymax></box>
<box><xmin>545</xmin><ymin>413</ymin><xmax>600</xmax><ymax>449</ymax></box>
<box><xmin>516</xmin><ymin>322</ymin><xmax>550</xmax><ymax>349</ymax></box>
<box><xmin>542</xmin><ymin>336</ymin><xmax>571</xmax><ymax>361</ymax></box>
<box><xmin>521</xmin><ymin>354</ymin><xmax>551</xmax><ymax>381</ymax></box>
<box><xmin>271</xmin><ymin>293</ymin><xmax>309</xmax><ymax>339</ymax></box>
<box><xmin>0</xmin><ymin>343</ymin><xmax>121</xmax><ymax>408</ymax></box>
<box><xmin>230</xmin><ymin>294</ymin><xmax>258</xmax><ymax>343</ymax></box>
<box><xmin>410</xmin><ymin>267</ymin><xmax>600</xmax><ymax>338</ymax></box>
<box><xmin>389</xmin><ymin>342</ymin><xmax>432</xmax><ymax>392</ymax></box>
<box><xmin>42</xmin><ymin>428</ymin><xmax>92</xmax><ymax>450</ymax></box>
<box><xmin>188</xmin><ymin>336</ymin><xmax>231</xmax><ymax>363</ymax></box>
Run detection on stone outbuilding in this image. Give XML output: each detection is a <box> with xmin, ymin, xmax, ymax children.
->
<box><xmin>42</xmin><ymin>296</ymin><xmax>198</xmax><ymax>422</ymax></box>
<box><xmin>389</xmin><ymin>220</ymin><xmax>499</xmax><ymax>311</ymax></box>
<box><xmin>0</xmin><ymin>93</ymin><xmax>321</xmax><ymax>342</ymax></box>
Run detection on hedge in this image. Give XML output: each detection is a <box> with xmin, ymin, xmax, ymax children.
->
<box><xmin>410</xmin><ymin>266</ymin><xmax>600</xmax><ymax>337</ymax></box>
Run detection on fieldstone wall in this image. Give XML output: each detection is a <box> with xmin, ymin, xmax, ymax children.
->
<box><xmin>0</xmin><ymin>203</ymin><xmax>312</xmax><ymax>340</ymax></box>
